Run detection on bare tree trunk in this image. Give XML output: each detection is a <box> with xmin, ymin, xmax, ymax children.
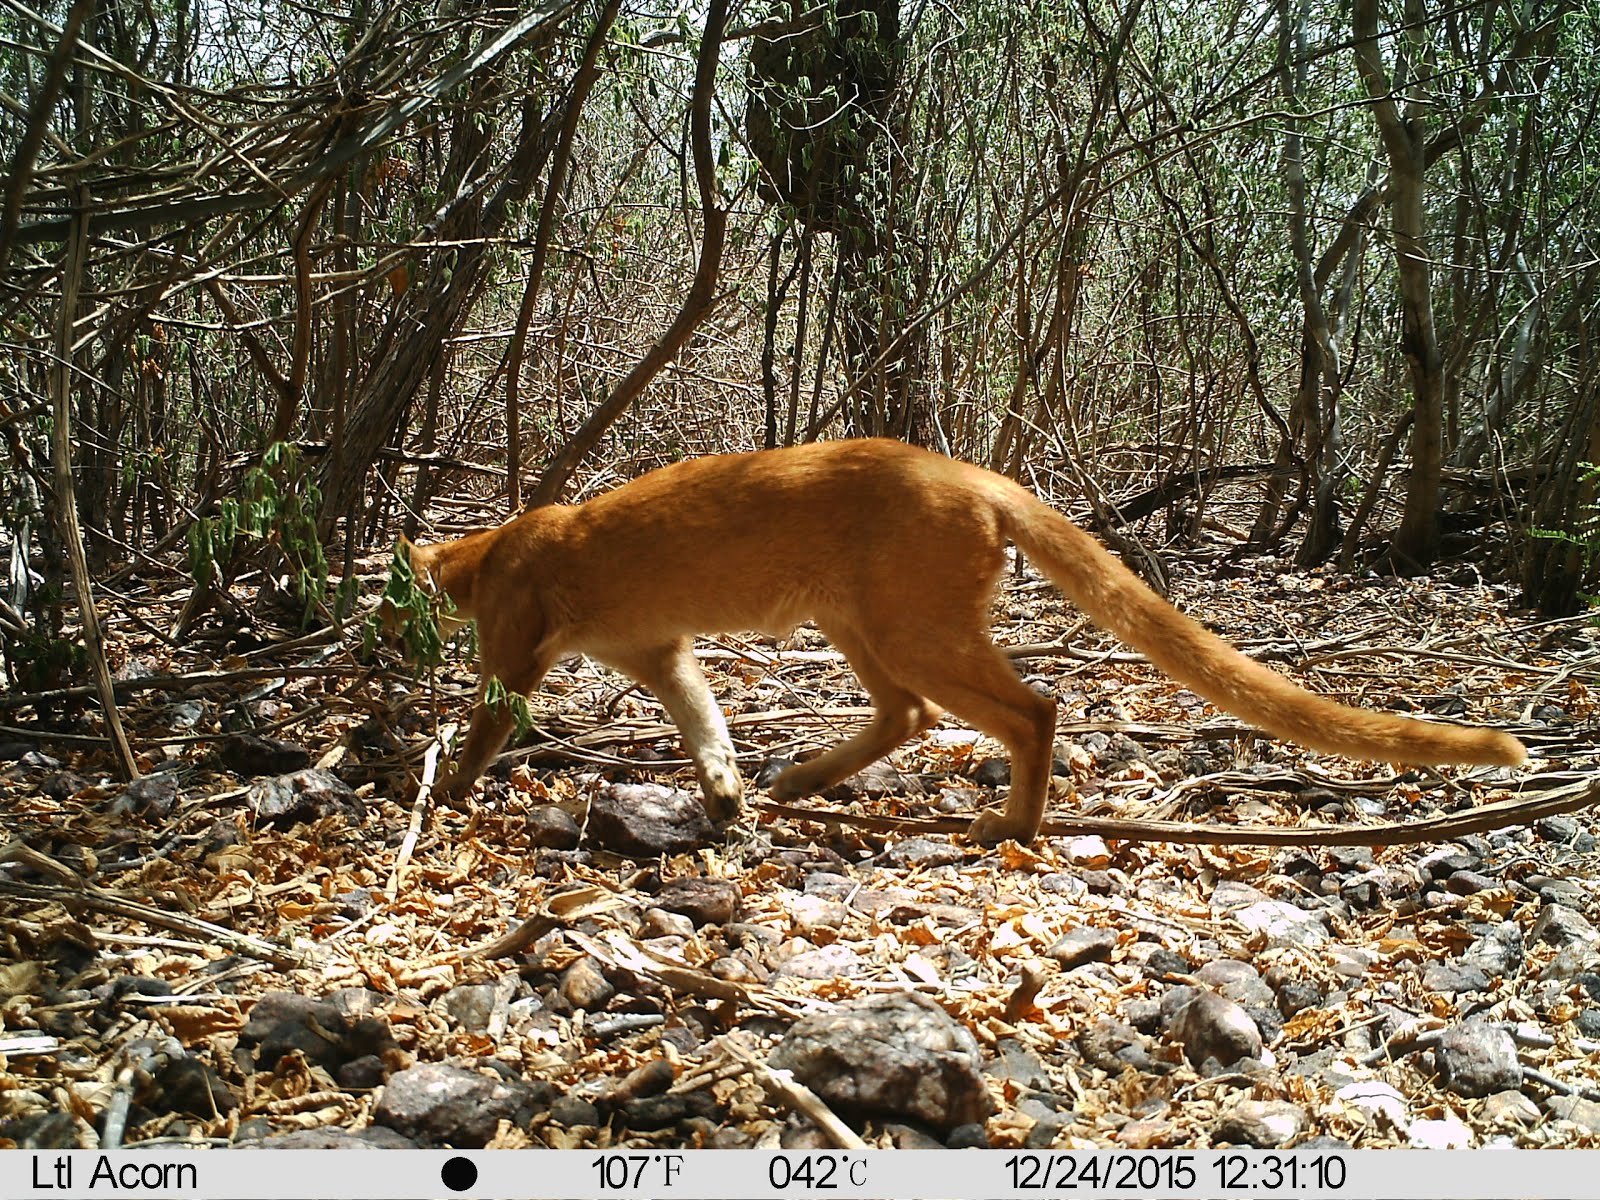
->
<box><xmin>50</xmin><ymin>190</ymin><xmax>139</xmax><ymax>781</ymax></box>
<box><xmin>1353</xmin><ymin>0</ymin><xmax>1444</xmax><ymax>569</ymax></box>
<box><xmin>527</xmin><ymin>0</ymin><xmax>730</xmax><ymax>506</ymax></box>
<box><xmin>503</xmin><ymin>0</ymin><xmax>621</xmax><ymax>511</ymax></box>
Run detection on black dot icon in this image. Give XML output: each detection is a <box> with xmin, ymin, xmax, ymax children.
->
<box><xmin>441</xmin><ymin>1156</ymin><xmax>477</xmax><ymax>1192</ymax></box>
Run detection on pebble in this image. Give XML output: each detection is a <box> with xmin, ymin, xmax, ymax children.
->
<box><xmin>559</xmin><ymin>957</ymin><xmax>615</xmax><ymax>1011</ymax></box>
<box><xmin>1432</xmin><ymin>1023</ymin><xmax>1522</xmax><ymax>1098</ymax></box>
<box><xmin>654</xmin><ymin>877</ymin><xmax>741</xmax><ymax>927</ymax></box>
<box><xmin>1194</xmin><ymin>960</ymin><xmax>1275</xmax><ymax>1008</ymax></box>
<box><xmin>1213</xmin><ymin>1099</ymin><xmax>1307</xmax><ymax>1148</ymax></box>
<box><xmin>373</xmin><ymin>1063</ymin><xmax>543</xmax><ymax>1147</ymax></box>
<box><xmin>770</xmin><ymin>992</ymin><xmax>994</xmax><ymax>1131</ymax></box>
<box><xmin>1046</xmin><ymin>927</ymin><xmax>1117</xmax><ymax>969</ymax></box>
<box><xmin>1232</xmin><ymin>900</ymin><xmax>1327</xmax><ymax>948</ymax></box>
<box><xmin>1168</xmin><ymin>990</ymin><xmax>1263</xmax><ymax>1069</ymax></box>
<box><xmin>1530</xmin><ymin>903</ymin><xmax>1600</xmax><ymax>949</ymax></box>
<box><xmin>525</xmin><ymin>805</ymin><xmax>581</xmax><ymax>850</ymax></box>
<box><xmin>585</xmin><ymin>783</ymin><xmax>715</xmax><ymax>856</ymax></box>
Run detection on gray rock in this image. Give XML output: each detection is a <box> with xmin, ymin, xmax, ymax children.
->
<box><xmin>1046</xmin><ymin>927</ymin><xmax>1117</xmax><ymax>969</ymax></box>
<box><xmin>789</xmin><ymin>893</ymin><xmax>850</xmax><ymax>938</ymax></box>
<box><xmin>1539</xmin><ymin>942</ymin><xmax>1600</xmax><ymax>981</ymax></box>
<box><xmin>654</xmin><ymin>877</ymin><xmax>741</xmax><ymax>926</ymax></box>
<box><xmin>769</xmin><ymin>992</ymin><xmax>995</xmax><ymax>1131</ymax></box>
<box><xmin>0</xmin><ymin>1111</ymin><xmax>93</xmax><ymax>1149</ymax></box>
<box><xmin>1214</xmin><ymin>1099</ymin><xmax>1307</xmax><ymax>1148</ymax></box>
<box><xmin>559</xmin><ymin>957</ymin><xmax>615</xmax><ymax>1011</ymax></box>
<box><xmin>1547</xmin><ymin>1094</ymin><xmax>1600</xmax><ymax>1133</ymax></box>
<box><xmin>373</xmin><ymin>1062</ymin><xmax>540</xmax><ymax>1147</ymax></box>
<box><xmin>1530</xmin><ymin>903</ymin><xmax>1600</xmax><ymax>949</ymax></box>
<box><xmin>1422</xmin><ymin>961</ymin><xmax>1491</xmax><ymax>994</ymax></box>
<box><xmin>242</xmin><ymin>991</ymin><xmax>396</xmax><ymax>1073</ymax></box>
<box><xmin>1433</xmin><ymin>1023</ymin><xmax>1521</xmax><ymax>1098</ymax></box>
<box><xmin>549</xmin><ymin>1096</ymin><xmax>600</xmax><ymax>1127</ymax></box>
<box><xmin>829</xmin><ymin>760</ymin><xmax>924</xmax><ymax>799</ymax></box>
<box><xmin>877</xmin><ymin>837</ymin><xmax>965</xmax><ymax>869</ymax></box>
<box><xmin>1462</xmin><ymin>922</ymin><xmax>1524</xmax><ymax>977</ymax></box>
<box><xmin>248</xmin><ymin>769</ymin><xmax>363</xmax><ymax>826</ymax></box>
<box><xmin>221</xmin><ymin>734</ymin><xmax>312</xmax><ymax>777</ymax></box>
<box><xmin>1077</xmin><ymin>1015</ymin><xmax>1150</xmax><ymax>1072</ymax></box>
<box><xmin>1194</xmin><ymin>960</ymin><xmax>1275</xmax><ymax>1008</ymax></box>
<box><xmin>525</xmin><ymin>805</ymin><xmax>581</xmax><ymax>850</ymax></box>
<box><xmin>640</xmin><ymin>907</ymin><xmax>696</xmax><ymax>939</ymax></box>
<box><xmin>149</xmin><ymin>1056</ymin><xmax>237</xmax><ymax>1116</ymax></box>
<box><xmin>1482</xmin><ymin>1089</ymin><xmax>1540</xmax><ymax>1129</ymax></box>
<box><xmin>109</xmin><ymin>772</ymin><xmax>180</xmax><ymax>818</ymax></box>
<box><xmin>1169</xmin><ymin>990</ymin><xmax>1263</xmax><ymax>1069</ymax></box>
<box><xmin>242</xmin><ymin>1127</ymin><xmax>417</xmax><ymax>1148</ymax></box>
<box><xmin>440</xmin><ymin>983</ymin><xmax>499</xmax><ymax>1032</ymax></box>
<box><xmin>1444</xmin><ymin>870</ymin><xmax>1499</xmax><ymax>895</ymax></box>
<box><xmin>1233</xmin><ymin>899</ymin><xmax>1327</xmax><ymax>947</ymax></box>
<box><xmin>774</xmin><ymin>944</ymin><xmax>862</xmax><ymax>979</ymax></box>
<box><xmin>584</xmin><ymin>783</ymin><xmax>715</xmax><ymax>856</ymax></box>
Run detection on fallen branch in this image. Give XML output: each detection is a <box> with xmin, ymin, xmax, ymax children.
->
<box><xmin>0</xmin><ymin>879</ymin><xmax>307</xmax><ymax>969</ymax></box>
<box><xmin>757</xmin><ymin>773</ymin><xmax>1600</xmax><ymax>848</ymax></box>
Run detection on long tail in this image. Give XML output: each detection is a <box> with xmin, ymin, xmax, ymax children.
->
<box><xmin>1000</xmin><ymin>489</ymin><xmax>1526</xmax><ymax>768</ymax></box>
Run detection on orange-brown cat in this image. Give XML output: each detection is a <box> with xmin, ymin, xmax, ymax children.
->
<box><xmin>397</xmin><ymin>439</ymin><xmax>1524</xmax><ymax>844</ymax></box>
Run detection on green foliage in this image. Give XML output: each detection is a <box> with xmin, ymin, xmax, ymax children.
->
<box><xmin>366</xmin><ymin>540</ymin><xmax>456</xmax><ymax>668</ymax></box>
<box><xmin>188</xmin><ymin>442</ymin><xmax>329</xmax><ymax>626</ymax></box>
<box><xmin>484</xmin><ymin>676</ymin><xmax>535</xmax><ymax>739</ymax></box>
<box><xmin>1531</xmin><ymin>462</ymin><xmax>1600</xmax><ymax>603</ymax></box>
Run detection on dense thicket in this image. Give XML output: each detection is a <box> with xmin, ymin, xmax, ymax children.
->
<box><xmin>2</xmin><ymin>0</ymin><xmax>1596</xmax><ymax>708</ymax></box>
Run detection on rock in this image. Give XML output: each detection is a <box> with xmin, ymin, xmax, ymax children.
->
<box><xmin>1046</xmin><ymin>927</ymin><xmax>1117</xmax><ymax>969</ymax></box>
<box><xmin>550</xmin><ymin>1096</ymin><xmax>600</xmax><ymax>1128</ymax></box>
<box><xmin>1422</xmin><ymin>962</ymin><xmax>1491</xmax><ymax>994</ymax></box>
<box><xmin>789</xmin><ymin>894</ymin><xmax>849</xmax><ymax>939</ymax></box>
<box><xmin>972</xmin><ymin>758</ymin><xmax>1011</xmax><ymax>788</ymax></box>
<box><xmin>1213</xmin><ymin>1099</ymin><xmax>1307</xmax><ymax>1148</ymax></box>
<box><xmin>337</xmin><ymin>1056</ymin><xmax>387</xmax><ymax>1090</ymax></box>
<box><xmin>241</xmin><ymin>991</ymin><xmax>396</xmax><ymax>1073</ymax></box>
<box><xmin>108</xmin><ymin>773</ymin><xmax>180</xmax><ymax>818</ymax></box>
<box><xmin>1547</xmin><ymin>1094</ymin><xmax>1600</xmax><ymax>1133</ymax></box>
<box><xmin>829</xmin><ymin>760</ymin><xmax>924</xmax><ymax>798</ymax></box>
<box><xmin>525</xmin><ymin>805</ymin><xmax>581</xmax><ymax>850</ymax></box>
<box><xmin>1482</xmin><ymin>1089</ymin><xmax>1540</xmax><ymax>1129</ymax></box>
<box><xmin>585</xmin><ymin>783</ymin><xmax>715</xmax><ymax>856</ymax></box>
<box><xmin>247</xmin><ymin>769</ymin><xmax>363</xmax><ymax>826</ymax></box>
<box><xmin>559</xmin><ymin>957</ymin><xmax>615</xmax><ymax>1011</ymax></box>
<box><xmin>440</xmin><ymin>983</ymin><xmax>501</xmax><ymax>1032</ymax></box>
<box><xmin>1335</xmin><ymin>1080</ymin><xmax>1408</xmax><ymax>1129</ymax></box>
<box><xmin>774</xmin><ymin>944</ymin><xmax>862</xmax><ymax>979</ymax></box>
<box><xmin>1408</xmin><ymin>1117</ymin><xmax>1473</xmax><ymax>1149</ymax></box>
<box><xmin>654</xmin><ymin>877</ymin><xmax>741</xmax><ymax>927</ymax></box>
<box><xmin>1274</xmin><ymin>978</ymin><xmax>1323</xmax><ymax>1018</ymax></box>
<box><xmin>1064</xmin><ymin>835</ymin><xmax>1110</xmax><ymax>868</ymax></box>
<box><xmin>640</xmin><ymin>907</ymin><xmax>696</xmax><ymax>940</ymax></box>
<box><xmin>241</xmin><ymin>1127</ymin><xmax>418</xmax><ymax>1148</ymax></box>
<box><xmin>1530</xmin><ymin>903</ymin><xmax>1600</xmax><ymax>949</ymax></box>
<box><xmin>221</xmin><ymin>734</ymin><xmax>312</xmax><ymax>777</ymax></box>
<box><xmin>877</xmin><ymin>837</ymin><xmax>965</xmax><ymax>869</ymax></box>
<box><xmin>769</xmin><ymin>992</ymin><xmax>995</xmax><ymax>1131</ymax></box>
<box><xmin>1415</xmin><ymin>846</ymin><xmax>1480</xmax><ymax>879</ymax></box>
<box><xmin>1168</xmin><ymin>990</ymin><xmax>1263</xmax><ymax>1069</ymax></box>
<box><xmin>947</xmin><ymin>1122</ymin><xmax>989</xmax><ymax>1148</ymax></box>
<box><xmin>1194</xmin><ymin>960</ymin><xmax>1275</xmax><ymax>1008</ymax></box>
<box><xmin>1077</xmin><ymin>1015</ymin><xmax>1151</xmax><ymax>1073</ymax></box>
<box><xmin>1211</xmin><ymin>880</ymin><xmax>1271</xmax><ymax>910</ymax></box>
<box><xmin>0</xmin><ymin>1111</ymin><xmax>93</xmax><ymax>1149</ymax></box>
<box><xmin>373</xmin><ymin>1062</ymin><xmax>542</xmax><ymax>1147</ymax></box>
<box><xmin>1444</xmin><ymin>870</ymin><xmax>1499</xmax><ymax>895</ymax></box>
<box><xmin>1433</xmin><ymin>1023</ymin><xmax>1521</xmax><ymax>1098</ymax></box>
<box><xmin>986</xmin><ymin>1040</ymin><xmax>1050</xmax><ymax>1093</ymax></box>
<box><xmin>1536</xmin><ymin>815</ymin><xmax>1581</xmax><ymax>843</ymax></box>
<box><xmin>602</xmin><ymin>1059</ymin><xmax>676</xmax><ymax>1105</ymax></box>
<box><xmin>1539</xmin><ymin>943</ymin><xmax>1600</xmax><ymax>981</ymax></box>
<box><xmin>1462</xmin><ymin>922</ymin><xmax>1524</xmax><ymax>977</ymax></box>
<box><xmin>149</xmin><ymin>1056</ymin><xmax>237</xmax><ymax>1116</ymax></box>
<box><xmin>1233</xmin><ymin>900</ymin><xmax>1327</xmax><ymax>948</ymax></box>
